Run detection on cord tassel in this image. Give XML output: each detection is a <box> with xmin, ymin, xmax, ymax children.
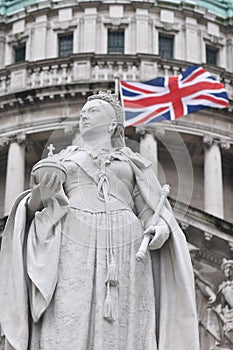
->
<box><xmin>103</xmin><ymin>283</ymin><xmax>115</xmax><ymax>323</ymax></box>
<box><xmin>107</xmin><ymin>258</ymin><xmax>118</xmax><ymax>287</ymax></box>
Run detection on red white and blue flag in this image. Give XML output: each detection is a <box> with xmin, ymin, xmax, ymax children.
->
<box><xmin>120</xmin><ymin>66</ymin><xmax>229</xmax><ymax>126</ymax></box>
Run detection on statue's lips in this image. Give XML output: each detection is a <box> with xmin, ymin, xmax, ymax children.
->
<box><xmin>81</xmin><ymin>122</ymin><xmax>91</xmax><ymax>127</ymax></box>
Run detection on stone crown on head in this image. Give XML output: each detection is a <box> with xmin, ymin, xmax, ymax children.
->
<box><xmin>88</xmin><ymin>90</ymin><xmax>124</xmax><ymax>125</ymax></box>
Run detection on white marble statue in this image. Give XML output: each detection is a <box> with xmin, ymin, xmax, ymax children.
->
<box><xmin>214</xmin><ymin>259</ymin><xmax>233</xmax><ymax>342</ymax></box>
<box><xmin>0</xmin><ymin>92</ymin><xmax>199</xmax><ymax>350</ymax></box>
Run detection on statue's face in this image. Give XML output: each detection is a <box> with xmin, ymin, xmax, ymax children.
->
<box><xmin>79</xmin><ymin>99</ymin><xmax>116</xmax><ymax>137</ymax></box>
<box><xmin>224</xmin><ymin>265</ymin><xmax>233</xmax><ymax>279</ymax></box>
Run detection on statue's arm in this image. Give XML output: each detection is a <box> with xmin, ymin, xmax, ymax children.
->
<box><xmin>194</xmin><ymin>272</ymin><xmax>217</xmax><ymax>303</ymax></box>
<box><xmin>198</xmin><ymin>281</ymin><xmax>217</xmax><ymax>303</ymax></box>
<box><xmin>133</xmin><ymin>184</ymin><xmax>170</xmax><ymax>249</ymax></box>
<box><xmin>132</xmin><ymin>184</ymin><xmax>154</xmax><ymax>224</ymax></box>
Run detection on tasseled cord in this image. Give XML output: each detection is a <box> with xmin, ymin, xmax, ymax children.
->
<box><xmin>107</xmin><ymin>258</ymin><xmax>118</xmax><ymax>287</ymax></box>
<box><xmin>98</xmin><ymin>159</ymin><xmax>119</xmax><ymax>323</ymax></box>
<box><xmin>103</xmin><ymin>282</ymin><xmax>115</xmax><ymax>323</ymax></box>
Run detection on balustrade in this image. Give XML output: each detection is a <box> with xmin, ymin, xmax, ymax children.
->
<box><xmin>0</xmin><ymin>55</ymin><xmax>232</xmax><ymax>100</ymax></box>
<box><xmin>28</xmin><ymin>63</ymin><xmax>73</xmax><ymax>88</ymax></box>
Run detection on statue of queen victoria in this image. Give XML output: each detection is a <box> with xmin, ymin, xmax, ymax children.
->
<box><xmin>0</xmin><ymin>92</ymin><xmax>199</xmax><ymax>350</ymax></box>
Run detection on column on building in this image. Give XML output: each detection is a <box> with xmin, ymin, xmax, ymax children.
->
<box><xmin>139</xmin><ymin>129</ymin><xmax>158</xmax><ymax>176</ymax></box>
<box><xmin>226</xmin><ymin>38</ymin><xmax>233</xmax><ymax>73</ymax></box>
<box><xmin>203</xmin><ymin>135</ymin><xmax>224</xmax><ymax>219</ymax></box>
<box><xmin>4</xmin><ymin>134</ymin><xmax>25</xmax><ymax>216</ymax></box>
<box><xmin>83</xmin><ymin>7</ymin><xmax>97</xmax><ymax>52</ymax></box>
<box><xmin>184</xmin><ymin>17</ymin><xmax>200</xmax><ymax>63</ymax></box>
<box><xmin>135</xmin><ymin>8</ymin><xmax>149</xmax><ymax>53</ymax></box>
<box><xmin>0</xmin><ymin>36</ymin><xmax>5</xmax><ymax>69</ymax></box>
<box><xmin>32</xmin><ymin>14</ymin><xmax>48</xmax><ymax>61</ymax></box>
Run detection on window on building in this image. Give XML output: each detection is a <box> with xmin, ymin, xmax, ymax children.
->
<box><xmin>159</xmin><ymin>34</ymin><xmax>174</xmax><ymax>59</ymax></box>
<box><xmin>206</xmin><ymin>46</ymin><xmax>218</xmax><ymax>66</ymax></box>
<box><xmin>14</xmin><ymin>44</ymin><xmax>26</xmax><ymax>63</ymax></box>
<box><xmin>108</xmin><ymin>30</ymin><xmax>124</xmax><ymax>54</ymax></box>
<box><xmin>58</xmin><ymin>33</ymin><xmax>73</xmax><ymax>58</ymax></box>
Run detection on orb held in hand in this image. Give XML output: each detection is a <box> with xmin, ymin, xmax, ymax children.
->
<box><xmin>31</xmin><ymin>158</ymin><xmax>67</xmax><ymax>185</ymax></box>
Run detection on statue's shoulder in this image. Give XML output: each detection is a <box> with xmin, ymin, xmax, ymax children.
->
<box><xmin>52</xmin><ymin>145</ymin><xmax>80</xmax><ymax>161</ymax></box>
<box><xmin>119</xmin><ymin>147</ymin><xmax>152</xmax><ymax>169</ymax></box>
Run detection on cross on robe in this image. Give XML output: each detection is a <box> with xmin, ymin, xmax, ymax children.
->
<box><xmin>47</xmin><ymin>143</ymin><xmax>55</xmax><ymax>156</ymax></box>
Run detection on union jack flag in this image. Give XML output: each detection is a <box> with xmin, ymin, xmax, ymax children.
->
<box><xmin>120</xmin><ymin>66</ymin><xmax>229</xmax><ymax>126</ymax></box>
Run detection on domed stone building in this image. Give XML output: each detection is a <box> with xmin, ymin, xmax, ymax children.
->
<box><xmin>0</xmin><ymin>0</ymin><xmax>233</xmax><ymax>348</ymax></box>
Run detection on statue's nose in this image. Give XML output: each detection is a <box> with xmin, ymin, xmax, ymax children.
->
<box><xmin>81</xmin><ymin>113</ymin><xmax>88</xmax><ymax>121</ymax></box>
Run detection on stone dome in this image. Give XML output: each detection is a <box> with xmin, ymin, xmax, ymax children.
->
<box><xmin>0</xmin><ymin>0</ymin><xmax>233</xmax><ymax>18</ymax></box>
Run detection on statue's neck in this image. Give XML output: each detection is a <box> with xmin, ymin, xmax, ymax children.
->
<box><xmin>81</xmin><ymin>135</ymin><xmax>113</xmax><ymax>150</ymax></box>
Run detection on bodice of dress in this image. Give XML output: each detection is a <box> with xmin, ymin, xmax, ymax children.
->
<box><xmin>62</xmin><ymin>149</ymin><xmax>136</xmax><ymax>213</ymax></box>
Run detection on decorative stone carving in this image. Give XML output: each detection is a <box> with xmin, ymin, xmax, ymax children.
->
<box><xmin>194</xmin><ymin>258</ymin><xmax>233</xmax><ymax>349</ymax></box>
<box><xmin>0</xmin><ymin>137</ymin><xmax>10</xmax><ymax>147</ymax></box>
<box><xmin>47</xmin><ymin>143</ymin><xmax>55</xmax><ymax>156</ymax></box>
<box><xmin>210</xmin><ymin>259</ymin><xmax>233</xmax><ymax>346</ymax></box>
<box><xmin>220</xmin><ymin>141</ymin><xmax>231</xmax><ymax>150</ymax></box>
<box><xmin>203</xmin><ymin>134</ymin><xmax>214</xmax><ymax>146</ymax></box>
<box><xmin>64</xmin><ymin>125</ymin><xmax>74</xmax><ymax>135</ymax></box>
<box><xmin>204</xmin><ymin>232</ymin><xmax>213</xmax><ymax>241</ymax></box>
<box><xmin>203</xmin><ymin>135</ymin><xmax>231</xmax><ymax>151</ymax></box>
<box><xmin>15</xmin><ymin>133</ymin><xmax>26</xmax><ymax>144</ymax></box>
<box><xmin>229</xmin><ymin>242</ymin><xmax>233</xmax><ymax>252</ymax></box>
<box><xmin>135</xmin><ymin>125</ymin><xmax>146</xmax><ymax>136</ymax></box>
<box><xmin>180</xmin><ymin>221</ymin><xmax>189</xmax><ymax>232</ymax></box>
<box><xmin>154</xmin><ymin>126</ymin><xmax>165</xmax><ymax>138</ymax></box>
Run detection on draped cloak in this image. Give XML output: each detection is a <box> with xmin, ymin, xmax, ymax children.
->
<box><xmin>0</xmin><ymin>146</ymin><xmax>199</xmax><ymax>350</ymax></box>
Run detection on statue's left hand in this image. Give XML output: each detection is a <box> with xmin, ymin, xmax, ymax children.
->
<box><xmin>144</xmin><ymin>221</ymin><xmax>170</xmax><ymax>250</ymax></box>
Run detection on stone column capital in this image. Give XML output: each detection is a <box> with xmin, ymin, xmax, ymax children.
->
<box><xmin>135</xmin><ymin>126</ymin><xmax>148</xmax><ymax>137</ymax></box>
<box><xmin>136</xmin><ymin>126</ymin><xmax>165</xmax><ymax>138</ymax></box>
<box><xmin>203</xmin><ymin>135</ymin><xmax>231</xmax><ymax>151</ymax></box>
<box><xmin>203</xmin><ymin>134</ymin><xmax>214</xmax><ymax>147</ymax></box>
<box><xmin>2</xmin><ymin>133</ymin><xmax>27</xmax><ymax>146</ymax></box>
<box><xmin>220</xmin><ymin>140</ymin><xmax>231</xmax><ymax>150</ymax></box>
<box><xmin>15</xmin><ymin>133</ymin><xmax>26</xmax><ymax>145</ymax></box>
<box><xmin>139</xmin><ymin>130</ymin><xmax>158</xmax><ymax>175</ymax></box>
<box><xmin>0</xmin><ymin>137</ymin><xmax>10</xmax><ymax>147</ymax></box>
<box><xmin>64</xmin><ymin>125</ymin><xmax>74</xmax><ymax>136</ymax></box>
<box><xmin>153</xmin><ymin>126</ymin><xmax>165</xmax><ymax>138</ymax></box>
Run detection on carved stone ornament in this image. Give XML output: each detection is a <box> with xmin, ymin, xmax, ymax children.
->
<box><xmin>203</xmin><ymin>134</ymin><xmax>214</xmax><ymax>146</ymax></box>
<box><xmin>204</xmin><ymin>232</ymin><xmax>213</xmax><ymax>241</ymax></box>
<box><xmin>0</xmin><ymin>137</ymin><xmax>10</xmax><ymax>147</ymax></box>
<box><xmin>15</xmin><ymin>133</ymin><xmax>26</xmax><ymax>144</ymax></box>
<box><xmin>194</xmin><ymin>257</ymin><xmax>233</xmax><ymax>348</ymax></box>
<box><xmin>220</xmin><ymin>141</ymin><xmax>231</xmax><ymax>150</ymax></box>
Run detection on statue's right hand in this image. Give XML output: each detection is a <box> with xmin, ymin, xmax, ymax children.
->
<box><xmin>205</xmin><ymin>286</ymin><xmax>217</xmax><ymax>304</ymax></box>
<box><xmin>31</xmin><ymin>171</ymin><xmax>61</xmax><ymax>200</ymax></box>
<box><xmin>28</xmin><ymin>172</ymin><xmax>62</xmax><ymax>211</ymax></box>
